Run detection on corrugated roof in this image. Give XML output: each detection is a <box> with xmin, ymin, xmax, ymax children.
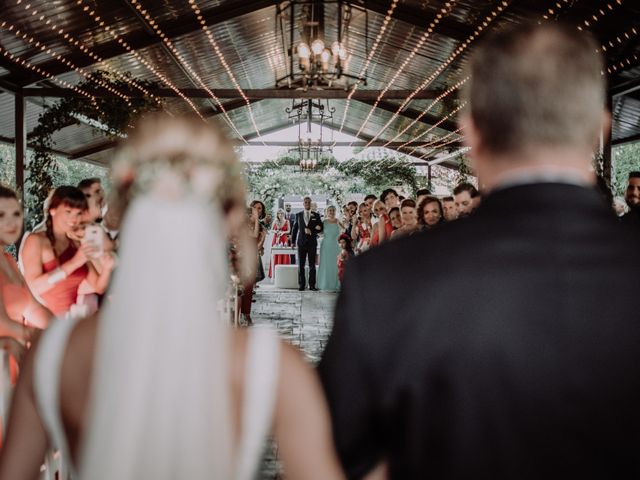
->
<box><xmin>0</xmin><ymin>0</ymin><xmax>638</xmax><ymax>166</ymax></box>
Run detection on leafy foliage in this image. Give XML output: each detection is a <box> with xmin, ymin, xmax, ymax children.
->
<box><xmin>612</xmin><ymin>143</ymin><xmax>640</xmax><ymax>197</ymax></box>
<box><xmin>27</xmin><ymin>70</ymin><xmax>161</xmax><ymax>224</ymax></box>
<box><xmin>246</xmin><ymin>152</ymin><xmax>421</xmax><ymax>206</ymax></box>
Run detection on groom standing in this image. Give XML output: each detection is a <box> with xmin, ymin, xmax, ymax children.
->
<box><xmin>291</xmin><ymin>196</ymin><xmax>323</xmax><ymax>291</ymax></box>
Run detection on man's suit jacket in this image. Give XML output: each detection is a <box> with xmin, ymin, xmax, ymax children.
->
<box><xmin>319</xmin><ymin>183</ymin><xmax>640</xmax><ymax>479</ymax></box>
<box><xmin>291</xmin><ymin>210</ymin><xmax>323</xmax><ymax>247</ymax></box>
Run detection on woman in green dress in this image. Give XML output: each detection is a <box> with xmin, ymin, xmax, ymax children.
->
<box><xmin>317</xmin><ymin>205</ymin><xmax>341</xmax><ymax>292</ymax></box>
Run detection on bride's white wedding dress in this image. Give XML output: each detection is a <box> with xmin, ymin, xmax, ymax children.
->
<box><xmin>29</xmin><ymin>191</ymin><xmax>281</xmax><ymax>480</ymax></box>
<box><xmin>34</xmin><ymin>318</ymin><xmax>280</xmax><ymax>480</ymax></box>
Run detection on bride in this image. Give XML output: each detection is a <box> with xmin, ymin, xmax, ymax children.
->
<box><xmin>0</xmin><ymin>115</ymin><xmax>344</xmax><ymax>480</ymax></box>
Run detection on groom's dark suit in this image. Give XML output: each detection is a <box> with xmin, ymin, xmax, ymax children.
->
<box><xmin>319</xmin><ymin>183</ymin><xmax>640</xmax><ymax>479</ymax></box>
<box><xmin>291</xmin><ymin>209</ymin><xmax>323</xmax><ymax>289</ymax></box>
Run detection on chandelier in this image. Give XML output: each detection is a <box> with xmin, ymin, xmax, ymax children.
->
<box><xmin>276</xmin><ymin>0</ymin><xmax>368</xmax><ymax>90</ymax></box>
<box><xmin>286</xmin><ymin>98</ymin><xmax>335</xmax><ymax>170</ymax></box>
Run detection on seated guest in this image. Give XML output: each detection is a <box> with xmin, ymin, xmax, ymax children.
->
<box><xmin>21</xmin><ymin>186</ymin><xmax>113</xmax><ymax>317</ymax></box>
<box><xmin>417</xmin><ymin>196</ymin><xmax>445</xmax><ymax>231</ymax></box>
<box><xmin>319</xmin><ymin>23</ymin><xmax>640</xmax><ymax>479</ymax></box>
<box><xmin>390</xmin><ymin>199</ymin><xmax>419</xmax><ymax>239</ymax></box>
<box><xmin>621</xmin><ymin>171</ymin><xmax>640</xmax><ymax>226</ymax></box>
<box><xmin>0</xmin><ymin>115</ymin><xmax>344</xmax><ymax>480</ymax></box>
<box><xmin>380</xmin><ymin>188</ymin><xmax>400</xmax><ymax>210</ymax></box>
<box><xmin>442</xmin><ymin>195</ymin><xmax>458</xmax><ymax>221</ymax></box>
<box><xmin>453</xmin><ymin>182</ymin><xmax>478</xmax><ymax>217</ymax></box>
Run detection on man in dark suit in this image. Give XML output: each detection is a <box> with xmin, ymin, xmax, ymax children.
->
<box><xmin>291</xmin><ymin>196</ymin><xmax>323</xmax><ymax>291</ymax></box>
<box><xmin>319</xmin><ymin>23</ymin><xmax>640</xmax><ymax>479</ymax></box>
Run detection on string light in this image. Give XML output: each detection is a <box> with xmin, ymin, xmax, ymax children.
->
<box><xmin>402</xmin><ymin>102</ymin><xmax>466</xmax><ymax>155</ymax></box>
<box><xmin>352</xmin><ymin>0</ymin><xmax>458</xmax><ymax>141</ymax></box>
<box><xmin>0</xmin><ymin>20</ymin><xmax>132</xmax><ymax>104</ymax></box>
<box><xmin>0</xmin><ymin>43</ymin><xmax>98</xmax><ymax>101</ymax></box>
<box><xmin>576</xmin><ymin>1</ymin><xmax>622</xmax><ymax>31</ymax></box>
<box><xmin>539</xmin><ymin>0</ymin><xmax>573</xmax><ymax>22</ymax></box>
<box><xmin>409</xmin><ymin>127</ymin><xmax>463</xmax><ymax>151</ymax></box>
<box><xmin>418</xmin><ymin>135</ymin><xmax>465</xmax><ymax>160</ymax></box>
<box><xmin>384</xmin><ymin>78</ymin><xmax>468</xmax><ymax>147</ymax></box>
<box><xmin>338</xmin><ymin>0</ymin><xmax>400</xmax><ymax>135</ymax></box>
<box><xmin>363</xmin><ymin>0</ymin><xmax>512</xmax><ymax>149</ymax></box>
<box><xmin>126</xmin><ymin>0</ymin><xmax>247</xmax><ymax>142</ymax></box>
<box><xmin>73</xmin><ymin>0</ymin><xmax>206</xmax><ymax>120</ymax></box>
<box><xmin>188</xmin><ymin>0</ymin><xmax>264</xmax><ymax>143</ymax></box>
<box><xmin>13</xmin><ymin>0</ymin><xmax>161</xmax><ymax>105</ymax></box>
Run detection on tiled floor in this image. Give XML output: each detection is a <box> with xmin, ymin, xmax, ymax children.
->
<box><xmin>251</xmin><ymin>283</ymin><xmax>338</xmax><ymax>479</ymax></box>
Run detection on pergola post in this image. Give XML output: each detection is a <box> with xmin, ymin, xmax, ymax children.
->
<box><xmin>601</xmin><ymin>94</ymin><xmax>613</xmax><ymax>190</ymax></box>
<box><xmin>14</xmin><ymin>92</ymin><xmax>25</xmax><ymax>204</ymax></box>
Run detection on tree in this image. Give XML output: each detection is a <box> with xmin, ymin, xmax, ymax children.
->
<box><xmin>612</xmin><ymin>143</ymin><xmax>640</xmax><ymax>197</ymax></box>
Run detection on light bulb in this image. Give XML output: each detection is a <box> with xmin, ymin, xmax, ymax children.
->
<box><xmin>338</xmin><ymin>45</ymin><xmax>348</xmax><ymax>60</ymax></box>
<box><xmin>331</xmin><ymin>41</ymin><xmax>341</xmax><ymax>56</ymax></box>
<box><xmin>321</xmin><ymin>48</ymin><xmax>331</xmax><ymax>63</ymax></box>
<box><xmin>311</xmin><ymin>39</ymin><xmax>325</xmax><ymax>55</ymax></box>
<box><xmin>297</xmin><ymin>42</ymin><xmax>311</xmax><ymax>59</ymax></box>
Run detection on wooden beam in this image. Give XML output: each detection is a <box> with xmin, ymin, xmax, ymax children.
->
<box><xmin>612</xmin><ymin>132</ymin><xmax>640</xmax><ymax>146</ymax></box>
<box><xmin>68</xmin><ymin>98</ymin><xmax>257</xmax><ymax>159</ymax></box>
<box><xmin>2</xmin><ymin>0</ymin><xmax>279</xmax><ymax>87</ymax></box>
<box><xmin>21</xmin><ymin>87</ymin><xmax>443</xmax><ymax>100</ymax></box>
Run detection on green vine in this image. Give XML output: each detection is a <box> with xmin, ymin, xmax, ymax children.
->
<box><xmin>247</xmin><ymin>154</ymin><xmax>420</xmax><ymax>206</ymax></box>
<box><xmin>27</xmin><ymin>70</ymin><xmax>161</xmax><ymax>225</ymax></box>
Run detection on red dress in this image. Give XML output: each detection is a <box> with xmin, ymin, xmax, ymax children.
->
<box><xmin>268</xmin><ymin>220</ymin><xmax>290</xmax><ymax>278</ymax></box>
<box><xmin>41</xmin><ymin>244</ymin><xmax>88</xmax><ymax>316</ymax></box>
<box><xmin>0</xmin><ymin>253</ymin><xmax>31</xmax><ymax>386</ymax></box>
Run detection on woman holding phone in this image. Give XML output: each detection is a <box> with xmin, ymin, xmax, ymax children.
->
<box><xmin>21</xmin><ymin>186</ymin><xmax>112</xmax><ymax>317</ymax></box>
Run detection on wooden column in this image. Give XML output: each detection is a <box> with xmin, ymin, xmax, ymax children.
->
<box><xmin>14</xmin><ymin>93</ymin><xmax>25</xmax><ymax>203</ymax></box>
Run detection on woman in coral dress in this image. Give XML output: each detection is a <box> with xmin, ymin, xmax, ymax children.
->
<box><xmin>268</xmin><ymin>209</ymin><xmax>290</xmax><ymax>278</ymax></box>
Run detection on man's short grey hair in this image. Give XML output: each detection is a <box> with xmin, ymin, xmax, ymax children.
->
<box><xmin>463</xmin><ymin>23</ymin><xmax>605</xmax><ymax>155</ymax></box>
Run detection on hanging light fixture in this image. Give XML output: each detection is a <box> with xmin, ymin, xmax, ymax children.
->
<box><xmin>286</xmin><ymin>98</ymin><xmax>335</xmax><ymax>171</ymax></box>
<box><xmin>276</xmin><ymin>0</ymin><xmax>368</xmax><ymax>90</ymax></box>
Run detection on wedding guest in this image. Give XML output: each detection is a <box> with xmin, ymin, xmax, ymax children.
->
<box><xmin>388</xmin><ymin>207</ymin><xmax>402</xmax><ymax>230</ymax></box>
<box><xmin>317</xmin><ymin>206</ymin><xmax>341</xmax><ymax>292</ymax></box>
<box><xmin>370</xmin><ymin>200</ymin><xmax>393</xmax><ymax>247</ymax></box>
<box><xmin>351</xmin><ymin>202</ymin><xmax>372</xmax><ymax>253</ymax></box>
<box><xmin>249</xmin><ymin>200</ymin><xmax>267</xmax><ymax>283</ymax></box>
<box><xmin>284</xmin><ymin>203</ymin><xmax>296</xmax><ymax>262</ymax></box>
<box><xmin>291</xmin><ymin>196</ymin><xmax>323</xmax><ymax>291</ymax></box>
<box><xmin>380</xmin><ymin>188</ymin><xmax>400</xmax><ymax>210</ymax></box>
<box><xmin>347</xmin><ymin>201</ymin><xmax>358</xmax><ymax>217</ymax></box>
<box><xmin>21</xmin><ymin>186</ymin><xmax>110</xmax><ymax>317</ymax></box>
<box><xmin>442</xmin><ymin>196</ymin><xmax>458</xmax><ymax>221</ymax></box>
<box><xmin>390</xmin><ymin>199</ymin><xmax>419</xmax><ymax>239</ymax></box>
<box><xmin>417</xmin><ymin>196</ymin><xmax>445</xmax><ymax>230</ymax></box>
<box><xmin>453</xmin><ymin>182</ymin><xmax>478</xmax><ymax>217</ymax></box>
<box><xmin>471</xmin><ymin>189</ymin><xmax>482</xmax><ymax>212</ymax></box>
<box><xmin>0</xmin><ymin>115</ymin><xmax>345</xmax><ymax>480</ymax></box>
<box><xmin>363</xmin><ymin>194</ymin><xmax>377</xmax><ymax>209</ymax></box>
<box><xmin>320</xmin><ymin>23</ymin><xmax>640</xmax><ymax>478</ymax></box>
<box><xmin>621</xmin><ymin>171</ymin><xmax>640</xmax><ymax>226</ymax></box>
<box><xmin>241</xmin><ymin>206</ymin><xmax>264</xmax><ymax>325</ymax></box>
<box><xmin>0</xmin><ymin>186</ymin><xmax>51</xmax><ymax>341</ymax></box>
<box><xmin>268</xmin><ymin>209</ymin><xmax>291</xmax><ymax>278</ymax></box>
<box><xmin>77</xmin><ymin>178</ymin><xmax>105</xmax><ymax>222</ymax></box>
<box><xmin>415</xmin><ymin>188</ymin><xmax>432</xmax><ymax>206</ymax></box>
<box><xmin>336</xmin><ymin>234</ymin><xmax>353</xmax><ymax>284</ymax></box>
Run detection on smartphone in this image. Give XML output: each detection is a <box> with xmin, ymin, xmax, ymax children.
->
<box><xmin>83</xmin><ymin>225</ymin><xmax>104</xmax><ymax>259</ymax></box>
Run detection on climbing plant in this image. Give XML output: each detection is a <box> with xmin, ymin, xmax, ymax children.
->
<box><xmin>27</xmin><ymin>70</ymin><xmax>161</xmax><ymax>225</ymax></box>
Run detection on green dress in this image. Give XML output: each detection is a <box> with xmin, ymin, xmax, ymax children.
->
<box><xmin>317</xmin><ymin>221</ymin><xmax>341</xmax><ymax>291</ymax></box>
